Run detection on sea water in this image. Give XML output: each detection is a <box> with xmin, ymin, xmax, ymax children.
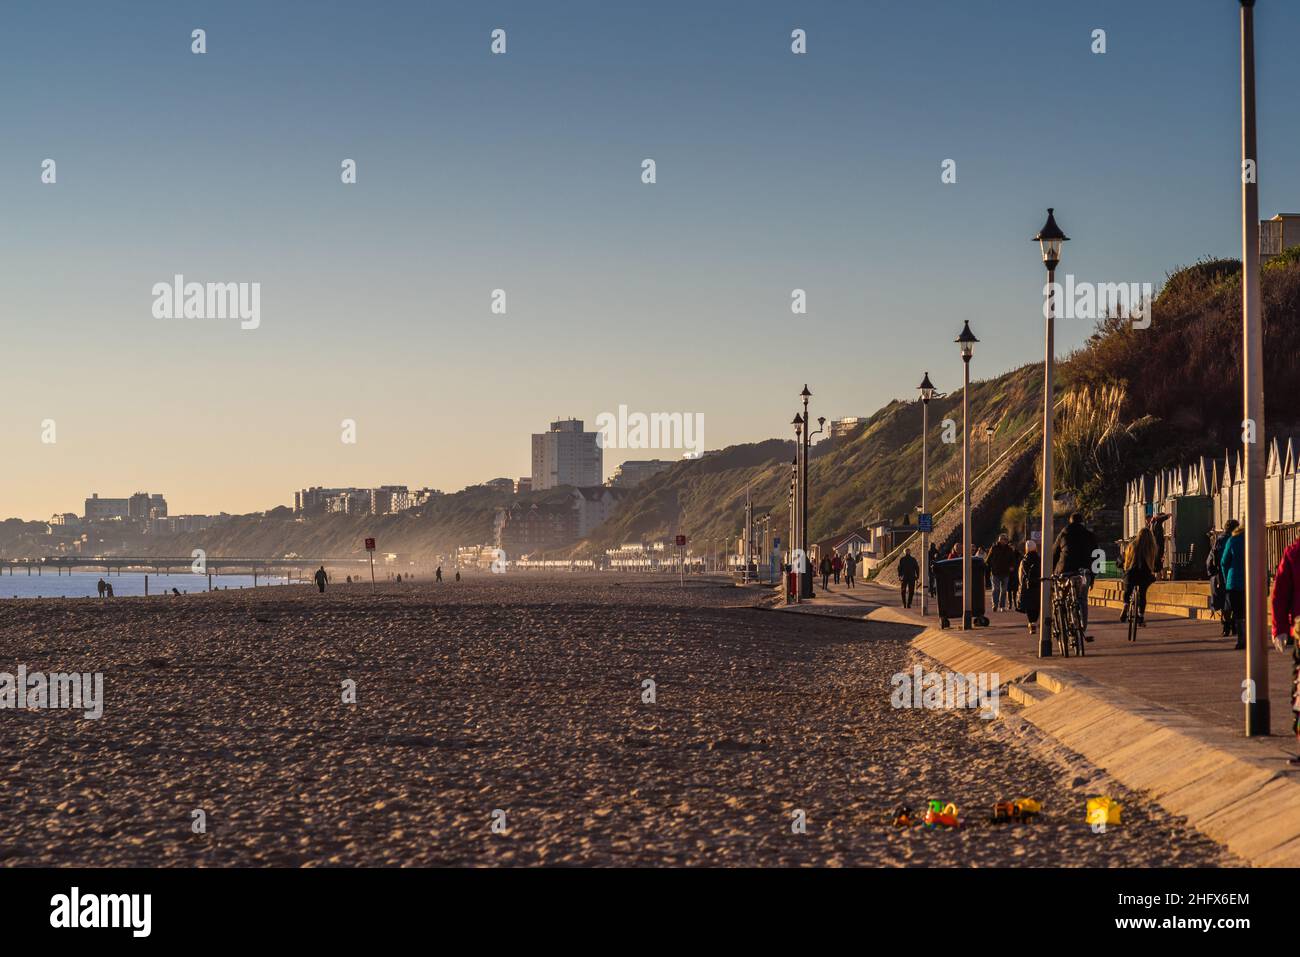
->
<box><xmin>0</xmin><ymin>570</ymin><xmax>292</xmax><ymax>599</ymax></box>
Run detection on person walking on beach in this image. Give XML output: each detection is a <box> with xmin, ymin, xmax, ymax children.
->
<box><xmin>1019</xmin><ymin>540</ymin><xmax>1041</xmax><ymax>634</ymax></box>
<box><xmin>986</xmin><ymin>534</ymin><xmax>1016</xmax><ymax>612</ymax></box>
<box><xmin>1120</xmin><ymin>526</ymin><xmax>1158</xmax><ymax>628</ymax></box>
<box><xmin>1268</xmin><ymin>533</ymin><xmax>1300</xmax><ymax>763</ymax></box>
<box><xmin>897</xmin><ymin>548</ymin><xmax>919</xmax><ymax>609</ymax></box>
<box><xmin>97</xmin><ymin>578</ymin><xmax>107</xmax><ymax>598</ymax></box>
<box><xmin>436</xmin><ymin>565</ymin><xmax>443</xmax><ymax>583</ymax></box>
<box><xmin>844</xmin><ymin>552</ymin><xmax>857</xmax><ymax>588</ymax></box>
<box><xmin>819</xmin><ymin>554</ymin><xmax>832</xmax><ymax>591</ymax></box>
<box><xmin>454</xmin><ymin>570</ymin><xmax>461</xmax><ymax>582</ymax></box>
<box><xmin>314</xmin><ymin>565</ymin><xmax>328</xmax><ymax>594</ymax></box>
<box><xmin>831</xmin><ymin>552</ymin><xmax>843</xmax><ymax>585</ymax></box>
<box><xmin>1220</xmin><ymin>526</ymin><xmax>1246</xmax><ymax>649</ymax></box>
<box><xmin>105</xmin><ymin>582</ymin><xmax>114</xmax><ymax>598</ymax></box>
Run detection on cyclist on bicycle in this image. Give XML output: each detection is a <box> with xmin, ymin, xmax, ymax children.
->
<box><xmin>1121</xmin><ymin>526</ymin><xmax>1158</xmax><ymax>626</ymax></box>
<box><xmin>1052</xmin><ymin>512</ymin><xmax>1097</xmax><ymax>642</ymax></box>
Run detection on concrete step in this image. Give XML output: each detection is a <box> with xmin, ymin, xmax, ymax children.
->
<box><xmin>1007</xmin><ymin>677</ymin><xmax>1055</xmax><ymax>707</ymax></box>
<box><xmin>1035</xmin><ymin>670</ymin><xmax>1069</xmax><ymax>695</ymax></box>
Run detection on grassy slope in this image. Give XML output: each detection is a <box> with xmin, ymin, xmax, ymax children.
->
<box><xmin>581</xmin><ymin>253</ymin><xmax>1300</xmax><ymax>555</ymax></box>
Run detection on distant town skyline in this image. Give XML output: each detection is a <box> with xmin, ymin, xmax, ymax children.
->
<box><xmin>4</xmin><ymin>0</ymin><xmax>1300</xmax><ymax>519</ymax></box>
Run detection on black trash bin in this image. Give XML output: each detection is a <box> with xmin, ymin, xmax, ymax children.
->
<box><xmin>932</xmin><ymin>557</ymin><xmax>989</xmax><ymax>629</ymax></box>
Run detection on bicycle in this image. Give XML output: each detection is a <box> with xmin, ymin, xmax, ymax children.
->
<box><xmin>1042</xmin><ymin>573</ymin><xmax>1088</xmax><ymax>657</ymax></box>
<box><xmin>1123</xmin><ymin>585</ymin><xmax>1141</xmax><ymax>643</ymax></box>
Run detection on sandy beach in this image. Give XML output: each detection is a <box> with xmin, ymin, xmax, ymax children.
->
<box><xmin>0</xmin><ymin>575</ymin><xmax>1234</xmax><ymax>866</ymax></box>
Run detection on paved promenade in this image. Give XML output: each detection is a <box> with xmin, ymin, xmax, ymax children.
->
<box><xmin>785</xmin><ymin>578</ymin><xmax>1296</xmax><ymax>748</ymax></box>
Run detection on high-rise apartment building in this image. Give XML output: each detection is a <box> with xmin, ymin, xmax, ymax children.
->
<box><xmin>530</xmin><ymin>419</ymin><xmax>602</xmax><ymax>490</ymax></box>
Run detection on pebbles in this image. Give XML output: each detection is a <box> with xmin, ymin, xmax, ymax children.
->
<box><xmin>0</xmin><ymin>576</ymin><xmax>1235</xmax><ymax>866</ymax></box>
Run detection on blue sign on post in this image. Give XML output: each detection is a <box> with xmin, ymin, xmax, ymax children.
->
<box><xmin>918</xmin><ymin>513</ymin><xmax>933</xmax><ymax>533</ymax></box>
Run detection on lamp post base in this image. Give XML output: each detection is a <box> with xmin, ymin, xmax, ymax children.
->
<box><xmin>962</xmin><ymin>611</ymin><xmax>973</xmax><ymax>630</ymax></box>
<box><xmin>1038</xmin><ymin>635</ymin><xmax>1052</xmax><ymax>657</ymax></box>
<box><xmin>1246</xmin><ymin>699</ymin><xmax>1270</xmax><ymax>738</ymax></box>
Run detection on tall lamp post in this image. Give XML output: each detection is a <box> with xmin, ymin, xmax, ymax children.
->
<box><xmin>788</xmin><ymin>457</ymin><xmax>797</xmax><ymax>584</ymax></box>
<box><xmin>956</xmin><ymin>322</ymin><xmax>979</xmax><ymax>630</ymax></box>
<box><xmin>918</xmin><ymin>372</ymin><xmax>938</xmax><ymax>615</ymax></box>
<box><xmin>1034</xmin><ymin>207</ymin><xmax>1069</xmax><ymax>656</ymax></box>
<box><xmin>1239</xmin><ymin>0</ymin><xmax>1269</xmax><ymax>736</ymax></box>
<box><xmin>792</xmin><ymin>416</ymin><xmax>804</xmax><ymax>602</ymax></box>
<box><xmin>798</xmin><ymin>386</ymin><xmax>825</xmax><ymax>599</ymax></box>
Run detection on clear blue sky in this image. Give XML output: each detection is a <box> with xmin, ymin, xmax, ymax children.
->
<box><xmin>2</xmin><ymin>0</ymin><xmax>1296</xmax><ymax>517</ymax></box>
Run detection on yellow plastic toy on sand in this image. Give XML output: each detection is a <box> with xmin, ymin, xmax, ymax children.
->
<box><xmin>1086</xmin><ymin>796</ymin><xmax>1122</xmax><ymax>827</ymax></box>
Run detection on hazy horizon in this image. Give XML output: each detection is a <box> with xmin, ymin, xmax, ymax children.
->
<box><xmin>4</xmin><ymin>0</ymin><xmax>1298</xmax><ymax>518</ymax></box>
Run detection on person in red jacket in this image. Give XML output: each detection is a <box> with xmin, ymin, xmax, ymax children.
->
<box><xmin>1270</xmin><ymin>536</ymin><xmax>1300</xmax><ymax>762</ymax></box>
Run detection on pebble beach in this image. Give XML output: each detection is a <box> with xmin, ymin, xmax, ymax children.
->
<box><xmin>0</xmin><ymin>575</ymin><xmax>1236</xmax><ymax>867</ymax></box>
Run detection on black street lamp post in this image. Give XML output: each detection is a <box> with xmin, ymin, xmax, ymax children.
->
<box><xmin>1034</xmin><ymin>207</ymin><xmax>1069</xmax><ymax>656</ymax></box>
<box><xmin>956</xmin><ymin>321</ymin><xmax>979</xmax><ymax>630</ymax></box>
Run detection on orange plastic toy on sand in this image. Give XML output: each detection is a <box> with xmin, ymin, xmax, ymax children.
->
<box><xmin>923</xmin><ymin>800</ymin><xmax>960</xmax><ymax>828</ymax></box>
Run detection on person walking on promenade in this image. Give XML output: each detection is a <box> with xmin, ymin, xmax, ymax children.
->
<box><xmin>1052</xmin><ymin>512</ymin><xmax>1097</xmax><ymax>639</ymax></box>
<box><xmin>1220</xmin><ymin>526</ymin><xmax>1247</xmax><ymax>649</ymax></box>
<box><xmin>897</xmin><ymin>548</ymin><xmax>919</xmax><ymax>608</ymax></box>
<box><xmin>1019</xmin><ymin>540</ymin><xmax>1041</xmax><ymax>634</ymax></box>
<box><xmin>928</xmin><ymin>543</ymin><xmax>940</xmax><ymax>596</ymax></box>
<box><xmin>947</xmin><ymin>542</ymin><xmax>962</xmax><ymax>560</ymax></box>
<box><xmin>819</xmin><ymin>554</ymin><xmax>832</xmax><ymax>591</ymax></box>
<box><xmin>1268</xmin><ymin>534</ymin><xmax>1300</xmax><ymax>763</ymax></box>
<box><xmin>96</xmin><ymin>578</ymin><xmax>107</xmax><ymax>598</ymax></box>
<box><xmin>1208</xmin><ymin>520</ymin><xmax>1239</xmax><ymax>636</ymax></box>
<box><xmin>1149</xmin><ymin>513</ymin><xmax>1169</xmax><ymax>579</ymax></box>
<box><xmin>1007</xmin><ymin>545</ymin><xmax>1022</xmax><ymax>611</ymax></box>
<box><xmin>844</xmin><ymin>552</ymin><xmax>857</xmax><ymax>588</ymax></box>
<box><xmin>436</xmin><ymin>565</ymin><xmax>443</xmax><ymax>583</ymax></box>
<box><xmin>831</xmin><ymin>552</ymin><xmax>843</xmax><ymax>585</ymax></box>
<box><xmin>455</xmin><ymin>569</ymin><xmax>461</xmax><ymax>582</ymax></box>
<box><xmin>314</xmin><ymin>565</ymin><xmax>328</xmax><ymax>594</ymax></box>
<box><xmin>1120</xmin><ymin>526</ymin><xmax>1158</xmax><ymax>628</ymax></box>
<box><xmin>987</xmin><ymin>534</ymin><xmax>1016</xmax><ymax>612</ymax></box>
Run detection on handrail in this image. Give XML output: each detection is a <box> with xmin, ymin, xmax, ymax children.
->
<box><xmin>868</xmin><ymin>396</ymin><xmax>1068</xmax><ymax>577</ymax></box>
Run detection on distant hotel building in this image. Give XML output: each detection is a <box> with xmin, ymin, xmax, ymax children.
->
<box><xmin>294</xmin><ymin>485</ymin><xmax>417</xmax><ymax>516</ymax></box>
<box><xmin>530</xmin><ymin>418</ymin><xmax>602</xmax><ymax>490</ymax></box>
<box><xmin>84</xmin><ymin>494</ymin><xmax>129</xmax><ymax>522</ymax></box>
<box><xmin>85</xmin><ymin>492</ymin><xmax>167</xmax><ymax>523</ymax></box>
<box><xmin>497</xmin><ymin>501</ymin><xmax>579</xmax><ymax>552</ymax></box>
<box><xmin>609</xmin><ymin>459</ymin><xmax>674</xmax><ymax>488</ymax></box>
<box><xmin>370</xmin><ymin>486</ymin><xmax>410</xmax><ymax>515</ymax></box>
<box><xmin>147</xmin><ymin>514</ymin><xmax>225</xmax><ymax>535</ymax></box>
<box><xmin>828</xmin><ymin>417</ymin><xmax>867</xmax><ymax>440</ymax></box>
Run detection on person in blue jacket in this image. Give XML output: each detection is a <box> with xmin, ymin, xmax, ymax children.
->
<box><xmin>1220</xmin><ymin>526</ymin><xmax>1247</xmax><ymax>650</ymax></box>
